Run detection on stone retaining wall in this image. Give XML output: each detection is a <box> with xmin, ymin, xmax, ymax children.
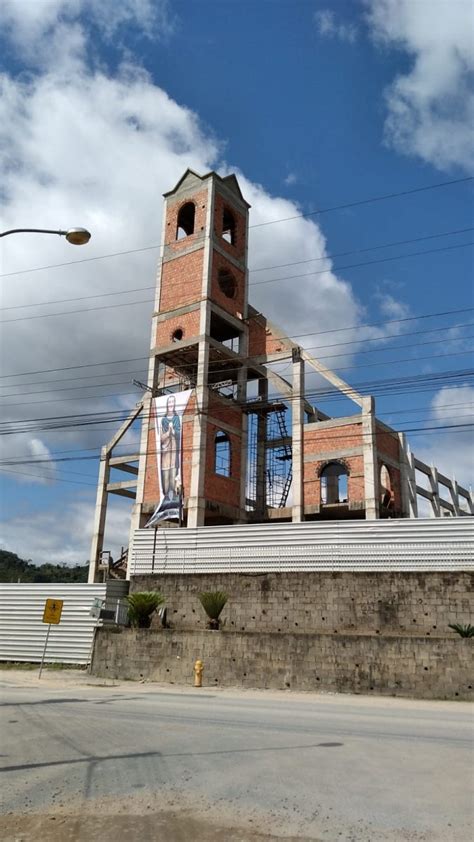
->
<box><xmin>92</xmin><ymin>627</ymin><xmax>473</xmax><ymax>701</ymax></box>
<box><xmin>131</xmin><ymin>571</ymin><xmax>473</xmax><ymax>637</ymax></box>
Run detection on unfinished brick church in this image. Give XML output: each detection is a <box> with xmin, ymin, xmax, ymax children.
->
<box><xmin>89</xmin><ymin>170</ymin><xmax>473</xmax><ymax>580</ymax></box>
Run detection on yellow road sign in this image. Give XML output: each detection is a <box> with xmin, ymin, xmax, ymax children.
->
<box><xmin>42</xmin><ymin>599</ymin><xmax>63</xmax><ymax>625</ymax></box>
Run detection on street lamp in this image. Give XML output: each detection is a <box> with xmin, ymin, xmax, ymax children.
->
<box><xmin>0</xmin><ymin>227</ymin><xmax>91</xmax><ymax>245</ymax></box>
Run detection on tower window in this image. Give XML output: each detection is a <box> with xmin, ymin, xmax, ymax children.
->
<box><xmin>218</xmin><ymin>268</ymin><xmax>237</xmax><ymax>299</ymax></box>
<box><xmin>320</xmin><ymin>461</ymin><xmax>349</xmax><ymax>504</ymax></box>
<box><xmin>171</xmin><ymin>328</ymin><xmax>184</xmax><ymax>342</ymax></box>
<box><xmin>215</xmin><ymin>431</ymin><xmax>231</xmax><ymax>477</ymax></box>
<box><xmin>222</xmin><ymin>208</ymin><xmax>236</xmax><ymax>245</ymax></box>
<box><xmin>176</xmin><ymin>202</ymin><xmax>195</xmax><ymax>239</ymax></box>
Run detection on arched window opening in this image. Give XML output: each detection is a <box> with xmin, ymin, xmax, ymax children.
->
<box><xmin>218</xmin><ymin>268</ymin><xmax>237</xmax><ymax>299</ymax></box>
<box><xmin>176</xmin><ymin>202</ymin><xmax>195</xmax><ymax>239</ymax></box>
<box><xmin>222</xmin><ymin>208</ymin><xmax>236</xmax><ymax>245</ymax></box>
<box><xmin>320</xmin><ymin>462</ymin><xmax>349</xmax><ymax>504</ymax></box>
<box><xmin>380</xmin><ymin>464</ymin><xmax>393</xmax><ymax>509</ymax></box>
<box><xmin>215</xmin><ymin>431</ymin><xmax>231</xmax><ymax>477</ymax></box>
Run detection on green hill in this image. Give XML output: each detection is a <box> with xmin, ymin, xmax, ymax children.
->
<box><xmin>0</xmin><ymin>549</ymin><xmax>89</xmax><ymax>583</ymax></box>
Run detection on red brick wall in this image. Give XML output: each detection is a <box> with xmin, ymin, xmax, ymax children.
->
<box><xmin>210</xmin><ymin>250</ymin><xmax>245</xmax><ymax>317</ymax></box>
<box><xmin>303</xmin><ymin>422</ymin><xmax>365</xmax><ymax>506</ymax></box>
<box><xmin>204</xmin><ymin>395</ymin><xmax>242</xmax><ymax>508</ymax></box>
<box><xmin>213</xmin><ymin>191</ymin><xmax>246</xmax><ymax>261</ymax></box>
<box><xmin>159</xmin><ymin>249</ymin><xmax>204</xmax><ymax>312</ymax></box>
<box><xmin>204</xmin><ymin>421</ymin><xmax>241</xmax><ymax>507</ymax></box>
<box><xmin>248</xmin><ymin>315</ymin><xmax>292</xmax><ymax>357</ymax></box>
<box><xmin>208</xmin><ymin>392</ymin><xmax>242</xmax><ymax>429</ymax></box>
<box><xmin>376</xmin><ymin>425</ymin><xmax>401</xmax><ymax>463</ymax></box>
<box><xmin>164</xmin><ymin>188</ymin><xmax>208</xmax><ymax>250</ymax></box>
<box><xmin>155</xmin><ymin>308</ymin><xmax>201</xmax><ymax>347</ymax></box>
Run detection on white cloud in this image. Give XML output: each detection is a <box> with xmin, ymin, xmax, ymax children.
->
<box><xmin>0</xmin><ymin>498</ymin><xmax>130</xmax><ymax>565</ymax></box>
<box><xmin>365</xmin><ymin>0</ymin><xmax>474</xmax><ymax>171</ymax></box>
<box><xmin>415</xmin><ymin>385</ymin><xmax>474</xmax><ymax>490</ymax></box>
<box><xmin>314</xmin><ymin>9</ymin><xmax>358</xmax><ymax>43</ymax></box>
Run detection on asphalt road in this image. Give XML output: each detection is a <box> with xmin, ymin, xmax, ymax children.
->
<box><xmin>0</xmin><ymin>671</ymin><xmax>472</xmax><ymax>841</ymax></box>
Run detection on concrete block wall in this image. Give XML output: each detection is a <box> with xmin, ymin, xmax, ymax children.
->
<box><xmin>130</xmin><ymin>571</ymin><xmax>474</xmax><ymax>636</ymax></box>
<box><xmin>92</xmin><ymin>628</ymin><xmax>473</xmax><ymax>700</ymax></box>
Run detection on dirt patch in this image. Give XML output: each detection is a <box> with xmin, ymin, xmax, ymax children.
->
<box><xmin>2</xmin><ymin>811</ymin><xmax>319</xmax><ymax>842</ymax></box>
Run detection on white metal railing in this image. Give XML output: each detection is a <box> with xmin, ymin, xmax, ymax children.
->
<box><xmin>130</xmin><ymin>518</ymin><xmax>474</xmax><ymax>575</ymax></box>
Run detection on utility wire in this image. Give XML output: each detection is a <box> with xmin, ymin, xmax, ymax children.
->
<box><xmin>2</xmin><ymin>174</ymin><xmax>472</xmax><ymax>280</ymax></box>
<box><xmin>2</xmin><ymin>240</ymin><xmax>474</xmax><ymax>326</ymax></box>
<box><xmin>1</xmin><ymin>348</ymin><xmax>473</xmax><ymax>410</ymax></box>
<box><xmin>2</xmin><ymin>224</ymin><xmax>473</xmax><ymax>312</ymax></box>
<box><xmin>1</xmin><ymin>332</ymin><xmax>472</xmax><ymax>402</ymax></box>
<box><xmin>1</xmin><ymin>305</ymin><xmax>473</xmax><ymax>380</ymax></box>
<box><xmin>2</xmin><ymin>319</ymin><xmax>472</xmax><ymax>392</ymax></box>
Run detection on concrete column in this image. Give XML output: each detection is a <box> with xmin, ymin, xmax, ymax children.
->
<box><xmin>429</xmin><ymin>465</ymin><xmax>441</xmax><ymax>517</ymax></box>
<box><xmin>187</xmin><ymin>336</ymin><xmax>210</xmax><ymax>528</ymax></box>
<box><xmin>237</xmin><ymin>367</ymin><xmax>248</xmax><ymax>522</ymax></box>
<box><xmin>291</xmin><ymin>350</ymin><xmax>304</xmax><ymax>522</ymax></box>
<box><xmin>361</xmin><ymin>395</ymin><xmax>378</xmax><ymax>520</ymax></box>
<box><xmin>256</xmin><ymin>379</ymin><xmax>268</xmax><ymax>514</ymax></box>
<box><xmin>398</xmin><ymin>432</ymin><xmax>416</xmax><ymax>518</ymax></box>
<box><xmin>127</xmin><ymin>393</ymin><xmax>153</xmax><ymax>577</ymax></box>
<box><xmin>88</xmin><ymin>447</ymin><xmax>110</xmax><ymax>583</ymax></box>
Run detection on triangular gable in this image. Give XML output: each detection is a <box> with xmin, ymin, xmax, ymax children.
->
<box><xmin>163</xmin><ymin>169</ymin><xmax>204</xmax><ymax>197</ymax></box>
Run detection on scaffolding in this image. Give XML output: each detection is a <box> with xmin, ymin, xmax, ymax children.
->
<box><xmin>247</xmin><ymin>404</ymin><xmax>293</xmax><ymax>511</ymax></box>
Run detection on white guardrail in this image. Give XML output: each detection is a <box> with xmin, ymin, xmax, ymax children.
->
<box><xmin>130</xmin><ymin>518</ymin><xmax>474</xmax><ymax>574</ymax></box>
<box><xmin>0</xmin><ymin>583</ymin><xmax>106</xmax><ymax>664</ymax></box>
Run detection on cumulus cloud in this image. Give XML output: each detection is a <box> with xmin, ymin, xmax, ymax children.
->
<box><xmin>0</xmin><ymin>497</ymin><xmax>131</xmax><ymax>565</ymax></box>
<box><xmin>314</xmin><ymin>9</ymin><xmax>358</xmax><ymax>43</ymax></box>
<box><xmin>0</xmin><ymin>1</ymin><xmax>417</xmax><ymax>561</ymax></box>
<box><xmin>415</xmin><ymin>385</ymin><xmax>474</xmax><ymax>490</ymax></box>
<box><xmin>364</xmin><ymin>0</ymin><xmax>474</xmax><ymax>171</ymax></box>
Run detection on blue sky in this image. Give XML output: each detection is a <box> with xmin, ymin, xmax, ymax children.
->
<box><xmin>0</xmin><ymin>0</ymin><xmax>473</xmax><ymax>564</ymax></box>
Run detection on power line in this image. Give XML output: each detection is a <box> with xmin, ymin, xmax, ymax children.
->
<box><xmin>2</xmin><ymin>400</ymin><xmax>471</xmax><ymax>463</ymax></box>
<box><xmin>1</xmin><ymin>348</ymin><xmax>473</xmax><ymax>411</ymax></box>
<box><xmin>2</xmin><ymin>369</ymin><xmax>473</xmax><ymax>436</ymax></box>
<box><xmin>1</xmin><ymin>332</ymin><xmax>472</xmax><ymax>402</ymax></box>
<box><xmin>3</xmin><ymin>224</ymin><xmax>473</xmax><ymax>313</ymax></box>
<box><xmin>249</xmin><ymin>176</ymin><xmax>474</xmax><ymax>229</ymax></box>
<box><xmin>1</xmin><ymin>305</ymin><xmax>473</xmax><ymax>381</ymax></box>
<box><xmin>2</xmin><ymin>240</ymin><xmax>474</xmax><ymax>326</ymax></box>
<box><xmin>2</xmin><ymin>319</ymin><xmax>472</xmax><ymax>392</ymax></box>
<box><xmin>2</xmin><ymin>174</ymin><xmax>472</xmax><ymax>280</ymax></box>
<box><xmin>1</xmin><ymin>421</ymin><xmax>472</xmax><ymax>471</ymax></box>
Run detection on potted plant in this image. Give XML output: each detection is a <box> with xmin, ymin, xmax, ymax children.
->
<box><xmin>199</xmin><ymin>591</ymin><xmax>228</xmax><ymax>630</ymax></box>
<box><xmin>126</xmin><ymin>591</ymin><xmax>165</xmax><ymax>629</ymax></box>
<box><xmin>448</xmin><ymin>623</ymin><xmax>474</xmax><ymax>638</ymax></box>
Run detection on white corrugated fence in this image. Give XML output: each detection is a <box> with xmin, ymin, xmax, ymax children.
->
<box><xmin>0</xmin><ymin>583</ymin><xmax>106</xmax><ymax>664</ymax></box>
<box><xmin>130</xmin><ymin>518</ymin><xmax>474</xmax><ymax>574</ymax></box>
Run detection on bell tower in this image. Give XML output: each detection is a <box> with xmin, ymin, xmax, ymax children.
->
<box><xmin>134</xmin><ymin>169</ymin><xmax>251</xmax><ymax>528</ymax></box>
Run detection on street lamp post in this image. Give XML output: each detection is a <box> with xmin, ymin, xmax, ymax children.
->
<box><xmin>0</xmin><ymin>227</ymin><xmax>91</xmax><ymax>245</ymax></box>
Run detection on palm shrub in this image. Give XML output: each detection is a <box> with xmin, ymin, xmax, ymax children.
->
<box><xmin>199</xmin><ymin>591</ymin><xmax>228</xmax><ymax>630</ymax></box>
<box><xmin>126</xmin><ymin>591</ymin><xmax>165</xmax><ymax>629</ymax></box>
<box><xmin>448</xmin><ymin>623</ymin><xmax>474</xmax><ymax>638</ymax></box>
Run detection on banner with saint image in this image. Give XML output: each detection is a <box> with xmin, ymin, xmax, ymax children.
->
<box><xmin>146</xmin><ymin>389</ymin><xmax>192</xmax><ymax>526</ymax></box>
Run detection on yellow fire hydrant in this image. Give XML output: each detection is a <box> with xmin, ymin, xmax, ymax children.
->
<box><xmin>194</xmin><ymin>659</ymin><xmax>204</xmax><ymax>688</ymax></box>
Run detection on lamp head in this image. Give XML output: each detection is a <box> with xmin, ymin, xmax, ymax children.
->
<box><xmin>65</xmin><ymin>228</ymin><xmax>91</xmax><ymax>245</ymax></box>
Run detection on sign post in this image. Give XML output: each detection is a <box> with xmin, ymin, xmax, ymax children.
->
<box><xmin>39</xmin><ymin>599</ymin><xmax>63</xmax><ymax>679</ymax></box>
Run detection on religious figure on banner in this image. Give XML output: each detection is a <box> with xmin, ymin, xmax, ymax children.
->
<box><xmin>160</xmin><ymin>394</ymin><xmax>181</xmax><ymax>505</ymax></box>
<box><xmin>146</xmin><ymin>389</ymin><xmax>192</xmax><ymax>526</ymax></box>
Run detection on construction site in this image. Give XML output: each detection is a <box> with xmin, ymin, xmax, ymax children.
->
<box><xmin>88</xmin><ymin>169</ymin><xmax>473</xmax><ymax>583</ymax></box>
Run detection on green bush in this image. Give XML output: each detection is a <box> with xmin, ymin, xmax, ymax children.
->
<box><xmin>199</xmin><ymin>591</ymin><xmax>228</xmax><ymax>630</ymax></box>
<box><xmin>126</xmin><ymin>591</ymin><xmax>165</xmax><ymax>629</ymax></box>
<box><xmin>448</xmin><ymin>623</ymin><xmax>474</xmax><ymax>638</ymax></box>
